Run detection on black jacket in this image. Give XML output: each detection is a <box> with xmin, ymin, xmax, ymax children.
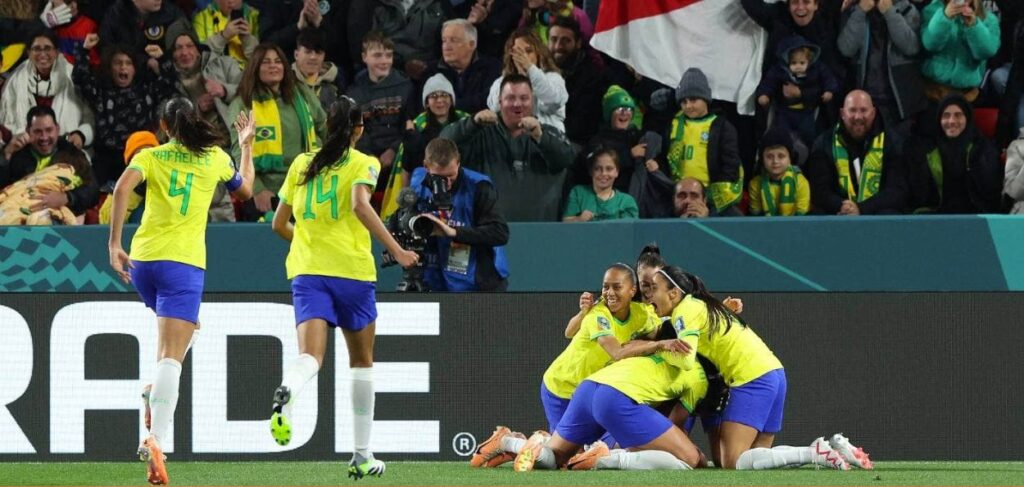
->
<box><xmin>806</xmin><ymin>123</ymin><xmax>908</xmax><ymax>214</ymax></box>
<box><xmin>741</xmin><ymin>0</ymin><xmax>847</xmax><ymax>85</ymax></box>
<box><xmin>424</xmin><ymin>54</ymin><xmax>502</xmax><ymax>114</ymax></box>
<box><xmin>560</xmin><ymin>48</ymin><xmax>609</xmax><ymax>145</ymax></box>
<box><xmin>0</xmin><ymin>139</ymin><xmax>100</xmax><ymax>215</ymax></box>
<box><xmin>99</xmin><ymin>0</ymin><xmax>190</xmax><ymax>57</ymax></box>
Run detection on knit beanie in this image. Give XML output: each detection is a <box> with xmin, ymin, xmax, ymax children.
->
<box><xmin>124</xmin><ymin>131</ymin><xmax>160</xmax><ymax>165</ymax></box>
<box><xmin>601</xmin><ymin>85</ymin><xmax>638</xmax><ymax>123</ymax></box>
<box><xmin>165</xmin><ymin>21</ymin><xmax>202</xmax><ymax>55</ymax></box>
<box><xmin>421</xmin><ymin>73</ymin><xmax>456</xmax><ymax>108</ymax></box>
<box><xmin>758</xmin><ymin>127</ymin><xmax>793</xmax><ymax>163</ymax></box>
<box><xmin>675</xmin><ymin>67</ymin><xmax>711</xmax><ymax>104</ymax></box>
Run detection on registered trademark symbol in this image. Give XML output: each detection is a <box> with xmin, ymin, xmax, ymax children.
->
<box><xmin>452</xmin><ymin>432</ymin><xmax>476</xmax><ymax>456</ymax></box>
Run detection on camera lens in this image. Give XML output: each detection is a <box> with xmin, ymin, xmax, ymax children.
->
<box><xmin>408</xmin><ymin>215</ymin><xmax>435</xmax><ymax>238</ymax></box>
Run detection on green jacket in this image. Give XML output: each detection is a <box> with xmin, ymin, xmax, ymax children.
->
<box><xmin>920</xmin><ymin>0</ymin><xmax>1000</xmax><ymax>89</ymax></box>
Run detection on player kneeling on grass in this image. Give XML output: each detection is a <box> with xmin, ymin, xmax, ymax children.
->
<box><xmin>646</xmin><ymin>266</ymin><xmax>873</xmax><ymax>470</ymax></box>
<box><xmin>473</xmin><ymin>311</ymin><xmax>710</xmax><ymax>471</ymax></box>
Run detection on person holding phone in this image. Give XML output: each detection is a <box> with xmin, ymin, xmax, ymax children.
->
<box><xmin>920</xmin><ymin>0</ymin><xmax>1000</xmax><ymax>102</ymax></box>
<box><xmin>193</xmin><ymin>0</ymin><xmax>261</xmax><ymax>66</ymax></box>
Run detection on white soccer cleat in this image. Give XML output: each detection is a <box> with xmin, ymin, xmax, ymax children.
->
<box><xmin>828</xmin><ymin>433</ymin><xmax>873</xmax><ymax>469</ymax></box>
<box><xmin>810</xmin><ymin>437</ymin><xmax>850</xmax><ymax>470</ymax></box>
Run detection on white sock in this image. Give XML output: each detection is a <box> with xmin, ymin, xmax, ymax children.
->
<box><xmin>499</xmin><ymin>436</ymin><xmax>527</xmax><ymax>454</ymax></box>
<box><xmin>736</xmin><ymin>446</ymin><xmax>812</xmax><ymax>470</ymax></box>
<box><xmin>148</xmin><ymin>358</ymin><xmax>182</xmax><ymax>448</ymax></box>
<box><xmin>596</xmin><ymin>449</ymin><xmax>693</xmax><ymax>470</ymax></box>
<box><xmin>534</xmin><ymin>446</ymin><xmax>557</xmax><ymax>469</ymax></box>
<box><xmin>279</xmin><ymin>353</ymin><xmax>320</xmax><ymax>418</ymax></box>
<box><xmin>351</xmin><ymin>367</ymin><xmax>375</xmax><ymax>458</ymax></box>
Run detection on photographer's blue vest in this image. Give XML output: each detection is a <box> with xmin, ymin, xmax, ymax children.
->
<box><xmin>411</xmin><ymin>167</ymin><xmax>509</xmax><ymax>292</ymax></box>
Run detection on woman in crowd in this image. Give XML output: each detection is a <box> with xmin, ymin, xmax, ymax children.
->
<box><xmin>227</xmin><ymin>42</ymin><xmax>325</xmax><ymax>221</ymax></box>
<box><xmin>486</xmin><ymin>28</ymin><xmax>567</xmax><ymax>131</ymax></box>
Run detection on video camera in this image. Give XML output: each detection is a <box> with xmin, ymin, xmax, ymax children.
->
<box><xmin>381</xmin><ymin>173</ymin><xmax>453</xmax><ymax>292</ymax></box>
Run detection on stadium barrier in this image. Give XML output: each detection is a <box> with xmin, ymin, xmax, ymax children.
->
<box><xmin>1</xmin><ymin>292</ymin><xmax>1021</xmax><ymax>461</ymax></box>
<box><xmin>2</xmin><ymin>215</ymin><xmax>1024</xmax><ymax>293</ymax></box>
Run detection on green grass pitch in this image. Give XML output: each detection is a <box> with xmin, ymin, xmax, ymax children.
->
<box><xmin>2</xmin><ymin>462</ymin><xmax>1024</xmax><ymax>486</ymax></box>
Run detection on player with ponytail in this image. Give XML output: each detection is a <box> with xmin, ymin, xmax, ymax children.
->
<box><xmin>108</xmin><ymin>96</ymin><xmax>256</xmax><ymax>485</ymax></box>
<box><xmin>269</xmin><ymin>96</ymin><xmax>418</xmax><ymax>479</ymax></box>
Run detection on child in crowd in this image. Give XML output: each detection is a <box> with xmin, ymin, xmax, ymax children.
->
<box><xmin>755</xmin><ymin>34</ymin><xmax>838</xmax><ymax>147</ymax></box>
<box><xmin>747</xmin><ymin>128</ymin><xmax>810</xmax><ymax>216</ymax></box>
<box><xmin>563</xmin><ymin>148</ymin><xmax>639</xmax><ymax>221</ymax></box>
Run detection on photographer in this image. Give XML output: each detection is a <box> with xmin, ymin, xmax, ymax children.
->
<box><xmin>413</xmin><ymin>138</ymin><xmax>509</xmax><ymax>292</ymax></box>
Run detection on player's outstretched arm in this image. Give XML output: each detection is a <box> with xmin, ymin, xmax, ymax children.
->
<box><xmin>231</xmin><ymin>110</ymin><xmax>256</xmax><ymax>200</ymax></box>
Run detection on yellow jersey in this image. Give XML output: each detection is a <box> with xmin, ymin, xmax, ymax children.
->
<box><xmin>671</xmin><ymin>295</ymin><xmax>783</xmax><ymax>387</ymax></box>
<box><xmin>279</xmin><ymin>149</ymin><xmax>381</xmax><ymax>281</ymax></box>
<box><xmin>542</xmin><ymin>301</ymin><xmax>661</xmax><ymax>399</ymax></box>
<box><xmin>588</xmin><ymin>355</ymin><xmax>708</xmax><ymax>413</ymax></box>
<box><xmin>127</xmin><ymin>141</ymin><xmax>241</xmax><ymax>269</ymax></box>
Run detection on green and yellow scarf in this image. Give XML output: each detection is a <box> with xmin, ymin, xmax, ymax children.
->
<box><xmin>760</xmin><ymin>166</ymin><xmax>804</xmax><ymax>216</ymax></box>
<box><xmin>832</xmin><ymin>128</ymin><xmax>884</xmax><ymax>202</ymax></box>
<box><xmin>251</xmin><ymin>92</ymin><xmax>318</xmax><ymax>173</ymax></box>
<box><xmin>666</xmin><ymin>113</ymin><xmax>743</xmax><ymax>212</ymax></box>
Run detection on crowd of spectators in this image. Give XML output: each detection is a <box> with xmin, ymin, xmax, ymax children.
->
<box><xmin>2</xmin><ymin>0</ymin><xmax>1024</xmax><ymax>226</ymax></box>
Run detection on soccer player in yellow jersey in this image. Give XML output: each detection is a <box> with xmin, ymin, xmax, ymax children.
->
<box><xmin>475</xmin><ymin>294</ymin><xmax>709</xmax><ymax>471</ymax></box>
<box><xmin>471</xmin><ymin>263</ymin><xmax>685</xmax><ymax>469</ymax></box>
<box><xmin>108</xmin><ymin>97</ymin><xmax>257</xmax><ymax>485</ymax></box>
<box><xmin>267</xmin><ymin>96</ymin><xmax>418</xmax><ymax>480</ymax></box>
<box><xmin>648</xmin><ymin>266</ymin><xmax>873</xmax><ymax>471</ymax></box>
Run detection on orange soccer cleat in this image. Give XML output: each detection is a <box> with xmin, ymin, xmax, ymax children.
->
<box><xmin>566</xmin><ymin>440</ymin><xmax>610</xmax><ymax>471</ymax></box>
<box><xmin>138</xmin><ymin>434</ymin><xmax>168</xmax><ymax>485</ymax></box>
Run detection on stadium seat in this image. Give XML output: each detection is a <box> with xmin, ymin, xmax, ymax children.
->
<box><xmin>974</xmin><ymin>107</ymin><xmax>998</xmax><ymax>139</ymax></box>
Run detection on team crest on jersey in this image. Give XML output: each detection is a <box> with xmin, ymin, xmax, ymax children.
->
<box><xmin>144</xmin><ymin>26</ymin><xmax>166</xmax><ymax>41</ymax></box>
<box><xmin>700</xmin><ymin>131</ymin><xmax>710</xmax><ymax>143</ymax></box>
<box><xmin>673</xmin><ymin>317</ymin><xmax>685</xmax><ymax>333</ymax></box>
<box><xmin>597</xmin><ymin>316</ymin><xmax>611</xmax><ymax>331</ymax></box>
<box><xmin>256</xmin><ymin>126</ymin><xmax>276</xmax><ymax>141</ymax></box>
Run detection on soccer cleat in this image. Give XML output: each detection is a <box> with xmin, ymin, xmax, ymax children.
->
<box><xmin>829</xmin><ymin>433</ymin><xmax>873</xmax><ymax>470</ymax></box>
<box><xmin>138</xmin><ymin>434</ymin><xmax>168</xmax><ymax>485</ymax></box>
<box><xmin>270</xmin><ymin>386</ymin><xmax>292</xmax><ymax>446</ymax></box>
<box><xmin>470</xmin><ymin>426</ymin><xmax>513</xmax><ymax>468</ymax></box>
<box><xmin>348</xmin><ymin>453</ymin><xmax>386</xmax><ymax>479</ymax></box>
<box><xmin>485</xmin><ymin>431</ymin><xmax>526</xmax><ymax>468</ymax></box>
<box><xmin>141</xmin><ymin>383</ymin><xmax>153</xmax><ymax>431</ymax></box>
<box><xmin>513</xmin><ymin>430</ymin><xmax>550</xmax><ymax>472</ymax></box>
<box><xmin>810</xmin><ymin>437</ymin><xmax>850</xmax><ymax>470</ymax></box>
<box><xmin>566</xmin><ymin>440</ymin><xmax>611</xmax><ymax>471</ymax></box>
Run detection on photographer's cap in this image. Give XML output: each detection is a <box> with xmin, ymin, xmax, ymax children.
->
<box><xmin>422</xmin><ymin>73</ymin><xmax>456</xmax><ymax>108</ymax></box>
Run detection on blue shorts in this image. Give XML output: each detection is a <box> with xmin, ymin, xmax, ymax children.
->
<box><xmin>540</xmin><ymin>382</ymin><xmax>570</xmax><ymax>433</ymax></box>
<box><xmin>556</xmin><ymin>381</ymin><xmax>673</xmax><ymax>449</ymax></box>
<box><xmin>684</xmin><ymin>413</ymin><xmax>722</xmax><ymax>434</ymax></box>
<box><xmin>291</xmin><ymin>275</ymin><xmax>377</xmax><ymax>331</ymax></box>
<box><xmin>130</xmin><ymin>260</ymin><xmax>204</xmax><ymax>324</ymax></box>
<box><xmin>721</xmin><ymin>368</ymin><xmax>786</xmax><ymax>434</ymax></box>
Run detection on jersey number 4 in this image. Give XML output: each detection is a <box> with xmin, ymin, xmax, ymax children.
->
<box><xmin>169</xmin><ymin>169</ymin><xmax>194</xmax><ymax>215</ymax></box>
<box><xmin>302</xmin><ymin>174</ymin><xmax>339</xmax><ymax>220</ymax></box>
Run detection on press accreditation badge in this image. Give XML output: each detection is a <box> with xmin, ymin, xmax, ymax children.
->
<box><xmin>446</xmin><ymin>243</ymin><xmax>471</xmax><ymax>275</ymax></box>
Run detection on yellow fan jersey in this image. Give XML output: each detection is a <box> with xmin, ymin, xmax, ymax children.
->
<box><xmin>542</xmin><ymin>301</ymin><xmax>661</xmax><ymax>399</ymax></box>
<box><xmin>127</xmin><ymin>141</ymin><xmax>241</xmax><ymax>269</ymax></box>
<box><xmin>587</xmin><ymin>356</ymin><xmax>708</xmax><ymax>413</ymax></box>
<box><xmin>671</xmin><ymin>295</ymin><xmax>783</xmax><ymax>388</ymax></box>
<box><xmin>279</xmin><ymin>149</ymin><xmax>381</xmax><ymax>281</ymax></box>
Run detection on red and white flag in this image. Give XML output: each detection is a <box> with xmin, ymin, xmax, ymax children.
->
<box><xmin>590</xmin><ymin>0</ymin><xmax>768</xmax><ymax>115</ymax></box>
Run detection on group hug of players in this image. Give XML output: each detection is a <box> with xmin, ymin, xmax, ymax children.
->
<box><xmin>469</xmin><ymin>246</ymin><xmax>874</xmax><ymax>472</ymax></box>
